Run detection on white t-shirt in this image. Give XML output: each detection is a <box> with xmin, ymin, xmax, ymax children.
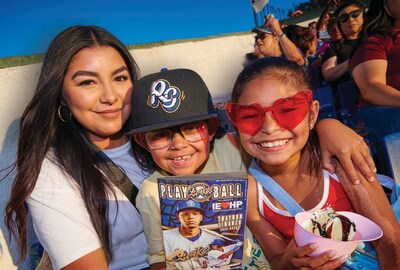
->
<box><xmin>103</xmin><ymin>140</ymin><xmax>149</xmax><ymax>189</ymax></box>
<box><xmin>27</xmin><ymin>143</ymin><xmax>149</xmax><ymax>270</ymax></box>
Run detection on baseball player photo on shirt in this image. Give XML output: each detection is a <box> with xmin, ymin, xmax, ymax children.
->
<box><xmin>157</xmin><ymin>172</ymin><xmax>248</xmax><ymax>270</ymax></box>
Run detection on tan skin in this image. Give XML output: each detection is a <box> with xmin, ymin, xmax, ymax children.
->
<box><xmin>239</xmin><ymin>75</ymin><xmax>397</xmax><ymax>269</ymax></box>
<box><xmin>241</xmin><ymin>78</ymin><xmax>344</xmax><ymax>269</ymax></box>
<box><xmin>322</xmin><ymin>5</ymin><xmax>364</xmax><ymax>82</ymax></box>
<box><xmin>60</xmin><ymin>46</ymin><xmax>133</xmax><ymax>269</ymax></box>
<box><xmin>263</xmin><ymin>16</ymin><xmax>305</xmax><ymax>65</ymax></box>
<box><xmin>334</xmin><ymin>160</ymin><xmax>400</xmax><ymax>270</ymax></box>
<box><xmin>177</xmin><ymin>209</ymin><xmax>203</xmax><ymax>237</ymax></box>
<box><xmin>135</xmin><ymin>120</ymin><xmax>219</xmax><ymax>270</ymax></box>
<box><xmin>352</xmin><ymin>0</ymin><xmax>400</xmax><ymax>107</ymax></box>
<box><xmin>62</xmin><ymin>249</ymin><xmax>108</xmax><ymax>270</ymax></box>
<box><xmin>139</xmin><ymin>119</ymin><xmax>376</xmax><ymax>270</ymax></box>
<box><xmin>316</xmin><ymin>119</ymin><xmax>376</xmax><ymax>184</ymax></box>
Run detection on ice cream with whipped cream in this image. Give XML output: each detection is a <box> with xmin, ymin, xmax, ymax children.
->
<box><xmin>303</xmin><ymin>208</ymin><xmax>356</xmax><ymax>241</ymax></box>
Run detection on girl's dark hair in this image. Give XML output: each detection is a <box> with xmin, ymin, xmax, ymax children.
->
<box><xmin>351</xmin><ymin>0</ymin><xmax>395</xmax><ymax>57</ymax></box>
<box><xmin>362</xmin><ymin>0</ymin><xmax>395</xmax><ymax>36</ymax></box>
<box><xmin>5</xmin><ymin>25</ymin><xmax>140</xmax><ymax>262</ymax></box>
<box><xmin>132</xmin><ymin>119</ymin><xmax>226</xmax><ymax>173</ymax></box>
<box><xmin>335</xmin><ymin>0</ymin><xmax>367</xmax><ymax>37</ymax></box>
<box><xmin>231</xmin><ymin>57</ymin><xmax>322</xmax><ymax>176</ymax></box>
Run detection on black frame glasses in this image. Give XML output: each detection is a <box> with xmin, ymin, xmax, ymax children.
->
<box><xmin>338</xmin><ymin>9</ymin><xmax>363</xmax><ymax>23</ymax></box>
<box><xmin>144</xmin><ymin>121</ymin><xmax>208</xmax><ymax>150</ymax></box>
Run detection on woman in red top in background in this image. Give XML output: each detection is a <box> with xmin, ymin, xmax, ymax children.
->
<box><xmin>349</xmin><ymin>0</ymin><xmax>400</xmax><ymax>166</ymax></box>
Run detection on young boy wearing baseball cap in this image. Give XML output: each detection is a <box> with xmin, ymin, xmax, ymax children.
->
<box><xmin>128</xmin><ymin>68</ymin><xmax>270</xmax><ymax>269</ymax></box>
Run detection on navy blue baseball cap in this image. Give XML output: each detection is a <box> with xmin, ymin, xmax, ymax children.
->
<box><xmin>127</xmin><ymin>68</ymin><xmax>218</xmax><ymax>134</ymax></box>
<box><xmin>175</xmin><ymin>200</ymin><xmax>204</xmax><ymax>215</ymax></box>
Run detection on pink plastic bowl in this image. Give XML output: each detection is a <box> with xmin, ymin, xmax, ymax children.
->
<box><xmin>294</xmin><ymin>211</ymin><xmax>383</xmax><ymax>259</ymax></box>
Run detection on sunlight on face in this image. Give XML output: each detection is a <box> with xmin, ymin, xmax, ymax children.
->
<box><xmin>62</xmin><ymin>46</ymin><xmax>132</xmax><ymax>147</ymax></box>
<box><xmin>236</xmin><ymin>78</ymin><xmax>318</xmax><ymax>170</ymax></box>
<box><xmin>338</xmin><ymin>5</ymin><xmax>364</xmax><ymax>39</ymax></box>
<box><xmin>257</xmin><ymin>34</ymin><xmax>279</xmax><ymax>57</ymax></box>
<box><xmin>148</xmin><ymin>130</ymin><xmax>210</xmax><ymax>176</ymax></box>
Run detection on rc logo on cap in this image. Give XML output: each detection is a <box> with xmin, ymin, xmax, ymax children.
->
<box><xmin>147</xmin><ymin>79</ymin><xmax>185</xmax><ymax>113</ymax></box>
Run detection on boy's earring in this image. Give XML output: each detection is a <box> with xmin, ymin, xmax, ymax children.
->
<box><xmin>58</xmin><ymin>105</ymin><xmax>72</xmax><ymax>122</ymax></box>
<box><xmin>309</xmin><ymin>124</ymin><xmax>313</xmax><ymax>130</ymax></box>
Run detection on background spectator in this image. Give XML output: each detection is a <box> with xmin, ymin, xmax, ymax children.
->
<box><xmin>312</xmin><ymin>17</ymin><xmax>343</xmax><ymax>70</ymax></box>
<box><xmin>316</xmin><ymin>0</ymin><xmax>342</xmax><ymax>41</ymax></box>
<box><xmin>258</xmin><ymin>15</ymin><xmax>305</xmax><ymax>65</ymax></box>
<box><xmin>349</xmin><ymin>0</ymin><xmax>400</xmax><ymax>172</ymax></box>
<box><xmin>321</xmin><ymin>0</ymin><xmax>366</xmax><ymax>102</ymax></box>
<box><xmin>284</xmin><ymin>24</ymin><xmax>317</xmax><ymax>67</ymax></box>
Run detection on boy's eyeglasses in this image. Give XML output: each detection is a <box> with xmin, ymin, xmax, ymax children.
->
<box><xmin>144</xmin><ymin>121</ymin><xmax>208</xmax><ymax>150</ymax></box>
<box><xmin>338</xmin><ymin>9</ymin><xmax>362</xmax><ymax>23</ymax></box>
<box><xmin>226</xmin><ymin>90</ymin><xmax>313</xmax><ymax>136</ymax></box>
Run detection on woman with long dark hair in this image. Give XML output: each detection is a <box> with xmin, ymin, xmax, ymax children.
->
<box><xmin>5</xmin><ymin>25</ymin><xmax>149</xmax><ymax>269</ymax></box>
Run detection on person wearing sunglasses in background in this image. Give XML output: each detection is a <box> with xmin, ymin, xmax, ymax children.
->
<box><xmin>129</xmin><ymin>68</ymin><xmax>377</xmax><ymax>270</ymax></box>
<box><xmin>321</xmin><ymin>0</ymin><xmax>366</xmax><ymax>101</ymax></box>
<box><xmin>349</xmin><ymin>0</ymin><xmax>400</xmax><ymax>175</ymax></box>
<box><xmin>227</xmin><ymin>57</ymin><xmax>400</xmax><ymax>270</ymax></box>
<box><xmin>250</xmin><ymin>15</ymin><xmax>305</xmax><ymax>66</ymax></box>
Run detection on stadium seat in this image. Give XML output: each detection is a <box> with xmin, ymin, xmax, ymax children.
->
<box><xmin>336</xmin><ymin>80</ymin><xmax>360</xmax><ymax>125</ymax></box>
<box><xmin>382</xmin><ymin>132</ymin><xmax>400</xmax><ymax>182</ymax></box>
<box><xmin>313</xmin><ymin>85</ymin><xmax>337</xmax><ymax>120</ymax></box>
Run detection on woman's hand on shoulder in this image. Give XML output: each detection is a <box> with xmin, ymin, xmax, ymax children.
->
<box><xmin>271</xmin><ymin>239</ymin><xmax>347</xmax><ymax>270</ymax></box>
<box><xmin>61</xmin><ymin>248</ymin><xmax>107</xmax><ymax>270</ymax></box>
<box><xmin>316</xmin><ymin>118</ymin><xmax>376</xmax><ymax>184</ymax></box>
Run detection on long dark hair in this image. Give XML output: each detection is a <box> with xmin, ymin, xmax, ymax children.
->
<box><xmin>231</xmin><ymin>57</ymin><xmax>322</xmax><ymax>176</ymax></box>
<box><xmin>351</xmin><ymin>0</ymin><xmax>395</xmax><ymax>58</ymax></box>
<box><xmin>363</xmin><ymin>0</ymin><xmax>395</xmax><ymax>35</ymax></box>
<box><xmin>5</xmin><ymin>25</ymin><xmax>139</xmax><ymax>262</ymax></box>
